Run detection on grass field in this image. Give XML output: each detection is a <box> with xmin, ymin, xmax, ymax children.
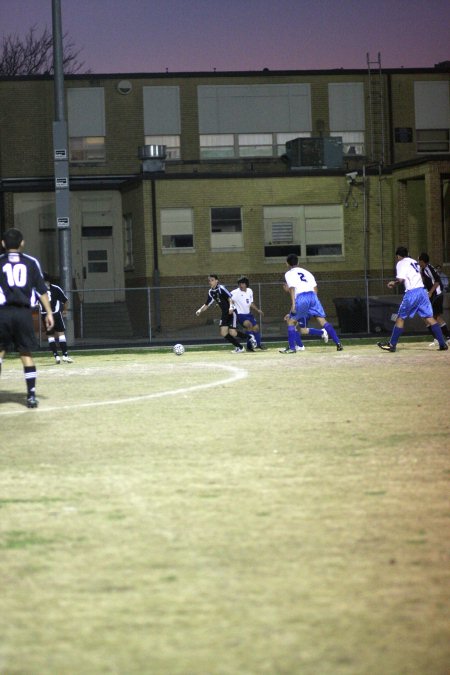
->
<box><xmin>0</xmin><ymin>340</ymin><xmax>449</xmax><ymax>675</ymax></box>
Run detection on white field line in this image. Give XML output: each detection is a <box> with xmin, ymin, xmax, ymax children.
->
<box><xmin>0</xmin><ymin>363</ymin><xmax>248</xmax><ymax>416</ymax></box>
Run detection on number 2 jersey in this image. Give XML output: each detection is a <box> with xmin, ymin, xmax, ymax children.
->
<box><xmin>284</xmin><ymin>266</ymin><xmax>317</xmax><ymax>295</ymax></box>
<box><xmin>0</xmin><ymin>251</ymin><xmax>47</xmax><ymax>307</ymax></box>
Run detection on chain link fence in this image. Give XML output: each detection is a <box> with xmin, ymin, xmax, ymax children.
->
<box><xmin>34</xmin><ymin>277</ymin><xmax>437</xmax><ymax>348</ymax></box>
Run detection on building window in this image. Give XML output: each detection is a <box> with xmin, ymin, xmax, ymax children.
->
<box><xmin>329</xmin><ymin>83</ymin><xmax>365</xmax><ymax>157</ymax></box>
<box><xmin>145</xmin><ymin>135</ymin><xmax>180</xmax><ymax>160</ymax></box>
<box><xmin>414</xmin><ymin>81</ymin><xmax>450</xmax><ymax>154</ymax></box>
<box><xmin>67</xmin><ymin>87</ymin><xmax>105</xmax><ymax>164</ymax></box>
<box><xmin>304</xmin><ymin>205</ymin><xmax>343</xmax><ymax>256</ymax></box>
<box><xmin>211</xmin><ymin>207</ymin><xmax>243</xmax><ymax>249</ymax></box>
<box><xmin>330</xmin><ymin>131</ymin><xmax>365</xmax><ymax>156</ymax></box>
<box><xmin>143</xmin><ymin>86</ymin><xmax>181</xmax><ymax>159</ymax></box>
<box><xmin>200</xmin><ymin>134</ymin><xmax>234</xmax><ymax>159</ymax></box>
<box><xmin>416</xmin><ymin>129</ymin><xmax>449</xmax><ymax>153</ymax></box>
<box><xmin>200</xmin><ymin>132</ymin><xmax>311</xmax><ymax>159</ymax></box>
<box><xmin>264</xmin><ymin>205</ymin><xmax>343</xmax><ymax>259</ymax></box>
<box><xmin>238</xmin><ymin>133</ymin><xmax>272</xmax><ymax>157</ymax></box>
<box><xmin>69</xmin><ymin>136</ymin><xmax>105</xmax><ymax>162</ymax></box>
<box><xmin>87</xmin><ymin>250</ymin><xmax>108</xmax><ymax>273</ymax></box>
<box><xmin>161</xmin><ymin>208</ymin><xmax>194</xmax><ymax>250</ymax></box>
<box><xmin>123</xmin><ymin>213</ymin><xmax>134</xmax><ymax>270</ymax></box>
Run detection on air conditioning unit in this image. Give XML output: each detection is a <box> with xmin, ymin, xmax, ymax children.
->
<box><xmin>138</xmin><ymin>144</ymin><xmax>167</xmax><ymax>172</ymax></box>
<box><xmin>285</xmin><ymin>137</ymin><xmax>343</xmax><ymax>169</ymax></box>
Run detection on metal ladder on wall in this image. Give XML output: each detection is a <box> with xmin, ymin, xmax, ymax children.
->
<box><xmin>366</xmin><ymin>52</ymin><xmax>386</xmax><ymax>288</ymax></box>
<box><xmin>366</xmin><ymin>52</ymin><xmax>386</xmax><ymax>165</ymax></box>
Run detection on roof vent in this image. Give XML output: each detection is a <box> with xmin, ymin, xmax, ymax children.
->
<box><xmin>117</xmin><ymin>80</ymin><xmax>132</xmax><ymax>95</ymax></box>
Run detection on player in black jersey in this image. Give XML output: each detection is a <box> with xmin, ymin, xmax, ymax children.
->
<box><xmin>418</xmin><ymin>252</ymin><xmax>450</xmax><ymax>347</ymax></box>
<box><xmin>39</xmin><ymin>273</ymin><xmax>73</xmax><ymax>364</ymax></box>
<box><xmin>0</xmin><ymin>228</ymin><xmax>54</xmax><ymax>408</ymax></box>
<box><xmin>195</xmin><ymin>274</ymin><xmax>248</xmax><ymax>352</ymax></box>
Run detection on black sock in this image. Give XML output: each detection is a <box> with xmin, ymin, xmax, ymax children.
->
<box><xmin>48</xmin><ymin>341</ymin><xmax>58</xmax><ymax>356</ymax></box>
<box><xmin>225</xmin><ymin>334</ymin><xmax>242</xmax><ymax>348</ymax></box>
<box><xmin>59</xmin><ymin>338</ymin><xmax>68</xmax><ymax>357</ymax></box>
<box><xmin>24</xmin><ymin>366</ymin><xmax>36</xmax><ymax>396</ymax></box>
<box><xmin>440</xmin><ymin>323</ymin><xmax>450</xmax><ymax>339</ymax></box>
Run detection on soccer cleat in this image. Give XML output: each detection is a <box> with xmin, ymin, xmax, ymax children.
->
<box><xmin>248</xmin><ymin>334</ymin><xmax>257</xmax><ymax>350</ymax></box>
<box><xmin>336</xmin><ymin>343</ymin><xmax>344</xmax><ymax>351</ymax></box>
<box><xmin>232</xmin><ymin>347</ymin><xmax>245</xmax><ymax>353</ymax></box>
<box><xmin>257</xmin><ymin>344</ymin><xmax>267</xmax><ymax>350</ymax></box>
<box><xmin>27</xmin><ymin>395</ymin><xmax>38</xmax><ymax>409</ymax></box>
<box><xmin>321</xmin><ymin>329</ymin><xmax>329</xmax><ymax>343</ymax></box>
<box><xmin>439</xmin><ymin>343</ymin><xmax>448</xmax><ymax>351</ymax></box>
<box><xmin>246</xmin><ymin>344</ymin><xmax>255</xmax><ymax>352</ymax></box>
<box><xmin>377</xmin><ymin>341</ymin><xmax>396</xmax><ymax>352</ymax></box>
<box><xmin>295</xmin><ymin>345</ymin><xmax>305</xmax><ymax>351</ymax></box>
<box><xmin>54</xmin><ymin>355</ymin><xmax>61</xmax><ymax>364</ymax></box>
<box><xmin>279</xmin><ymin>347</ymin><xmax>297</xmax><ymax>354</ymax></box>
<box><xmin>62</xmin><ymin>355</ymin><xmax>73</xmax><ymax>363</ymax></box>
<box><xmin>428</xmin><ymin>339</ymin><xmax>439</xmax><ymax>349</ymax></box>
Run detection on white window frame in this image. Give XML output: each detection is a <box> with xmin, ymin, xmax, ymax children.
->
<box><xmin>210</xmin><ymin>207</ymin><xmax>243</xmax><ymax>250</ymax></box>
<box><xmin>161</xmin><ymin>208</ymin><xmax>194</xmax><ymax>251</ymax></box>
<box><xmin>69</xmin><ymin>136</ymin><xmax>105</xmax><ymax>163</ymax></box>
<box><xmin>264</xmin><ymin>205</ymin><xmax>344</xmax><ymax>260</ymax></box>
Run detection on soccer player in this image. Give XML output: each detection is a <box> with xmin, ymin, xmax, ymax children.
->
<box><xmin>0</xmin><ymin>228</ymin><xmax>54</xmax><ymax>408</ymax></box>
<box><xmin>281</xmin><ymin>282</ymin><xmax>329</xmax><ymax>351</ymax></box>
<box><xmin>418</xmin><ymin>252</ymin><xmax>450</xmax><ymax>348</ymax></box>
<box><xmin>230</xmin><ymin>276</ymin><xmax>266</xmax><ymax>350</ymax></box>
<box><xmin>280</xmin><ymin>253</ymin><xmax>343</xmax><ymax>353</ymax></box>
<box><xmin>195</xmin><ymin>274</ymin><xmax>254</xmax><ymax>352</ymax></box>
<box><xmin>377</xmin><ymin>247</ymin><xmax>448</xmax><ymax>352</ymax></box>
<box><xmin>39</xmin><ymin>273</ymin><xmax>73</xmax><ymax>364</ymax></box>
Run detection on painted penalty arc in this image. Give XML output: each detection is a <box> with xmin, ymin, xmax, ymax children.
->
<box><xmin>0</xmin><ymin>362</ymin><xmax>248</xmax><ymax>416</ymax></box>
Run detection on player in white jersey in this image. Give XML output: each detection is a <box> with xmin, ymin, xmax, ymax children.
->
<box><xmin>280</xmin><ymin>253</ymin><xmax>342</xmax><ymax>353</ymax></box>
<box><xmin>377</xmin><ymin>247</ymin><xmax>448</xmax><ymax>352</ymax></box>
<box><xmin>230</xmin><ymin>277</ymin><xmax>265</xmax><ymax>350</ymax></box>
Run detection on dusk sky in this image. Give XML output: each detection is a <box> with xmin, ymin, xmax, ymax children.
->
<box><xmin>1</xmin><ymin>0</ymin><xmax>449</xmax><ymax>74</ymax></box>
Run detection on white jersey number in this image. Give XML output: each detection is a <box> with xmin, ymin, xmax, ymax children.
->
<box><xmin>2</xmin><ymin>262</ymin><xmax>28</xmax><ymax>287</ymax></box>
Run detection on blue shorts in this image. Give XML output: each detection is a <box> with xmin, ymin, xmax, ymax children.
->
<box><xmin>237</xmin><ymin>313</ymin><xmax>257</xmax><ymax>327</ymax></box>
<box><xmin>296</xmin><ymin>315</ymin><xmax>309</xmax><ymax>328</ymax></box>
<box><xmin>397</xmin><ymin>288</ymin><xmax>433</xmax><ymax>319</ymax></box>
<box><xmin>294</xmin><ymin>291</ymin><xmax>326</xmax><ymax>320</ymax></box>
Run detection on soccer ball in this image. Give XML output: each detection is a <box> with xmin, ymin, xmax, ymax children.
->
<box><xmin>173</xmin><ymin>343</ymin><xmax>185</xmax><ymax>356</ymax></box>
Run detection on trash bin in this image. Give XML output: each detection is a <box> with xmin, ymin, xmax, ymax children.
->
<box><xmin>333</xmin><ymin>297</ymin><xmax>366</xmax><ymax>333</ymax></box>
<box><xmin>366</xmin><ymin>296</ymin><xmax>399</xmax><ymax>333</ymax></box>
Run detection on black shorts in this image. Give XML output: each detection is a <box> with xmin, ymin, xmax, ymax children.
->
<box><xmin>219</xmin><ymin>309</ymin><xmax>238</xmax><ymax>329</ymax></box>
<box><xmin>431</xmin><ymin>294</ymin><xmax>444</xmax><ymax>317</ymax></box>
<box><xmin>42</xmin><ymin>311</ymin><xmax>65</xmax><ymax>334</ymax></box>
<box><xmin>0</xmin><ymin>305</ymin><xmax>38</xmax><ymax>352</ymax></box>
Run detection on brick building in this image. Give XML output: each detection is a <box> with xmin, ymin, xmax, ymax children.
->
<box><xmin>0</xmin><ymin>64</ymin><xmax>449</xmax><ymax>339</ymax></box>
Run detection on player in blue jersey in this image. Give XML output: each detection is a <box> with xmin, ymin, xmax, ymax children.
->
<box><xmin>0</xmin><ymin>228</ymin><xmax>54</xmax><ymax>408</ymax></box>
<box><xmin>377</xmin><ymin>247</ymin><xmax>448</xmax><ymax>352</ymax></box>
<box><xmin>195</xmin><ymin>274</ymin><xmax>252</xmax><ymax>353</ymax></box>
<box><xmin>280</xmin><ymin>254</ymin><xmax>342</xmax><ymax>353</ymax></box>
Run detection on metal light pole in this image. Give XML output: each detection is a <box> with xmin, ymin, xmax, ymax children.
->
<box><xmin>52</xmin><ymin>0</ymin><xmax>74</xmax><ymax>342</ymax></box>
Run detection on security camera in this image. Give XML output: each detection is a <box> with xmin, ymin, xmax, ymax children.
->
<box><xmin>345</xmin><ymin>171</ymin><xmax>358</xmax><ymax>183</ymax></box>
